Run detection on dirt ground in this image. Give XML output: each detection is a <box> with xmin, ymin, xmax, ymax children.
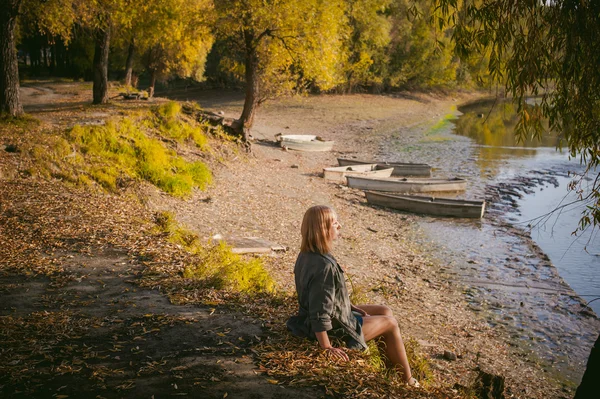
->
<box><xmin>0</xmin><ymin>81</ymin><xmax>581</xmax><ymax>398</ymax></box>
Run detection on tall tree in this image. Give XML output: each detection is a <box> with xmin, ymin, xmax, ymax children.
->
<box><xmin>0</xmin><ymin>0</ymin><xmax>23</xmax><ymax>116</ymax></box>
<box><xmin>111</xmin><ymin>0</ymin><xmax>213</xmax><ymax>96</ymax></box>
<box><xmin>139</xmin><ymin>0</ymin><xmax>214</xmax><ymax>97</ymax></box>
<box><xmin>342</xmin><ymin>0</ymin><xmax>391</xmax><ymax>92</ymax></box>
<box><xmin>111</xmin><ymin>1</ymin><xmax>146</xmax><ymax>88</ymax></box>
<box><xmin>123</xmin><ymin>38</ymin><xmax>135</xmax><ymax>86</ymax></box>
<box><xmin>213</xmin><ymin>0</ymin><xmax>348</xmax><ymax>142</ymax></box>
<box><xmin>92</xmin><ymin>24</ymin><xmax>110</xmax><ymax>103</ymax></box>
<box><xmin>385</xmin><ymin>0</ymin><xmax>458</xmax><ymax>89</ymax></box>
<box><xmin>76</xmin><ymin>0</ymin><xmax>121</xmax><ymax>104</ymax></box>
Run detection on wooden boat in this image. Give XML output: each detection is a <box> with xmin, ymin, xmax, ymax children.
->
<box><xmin>346</xmin><ymin>175</ymin><xmax>467</xmax><ymax>193</ymax></box>
<box><xmin>338</xmin><ymin>158</ymin><xmax>431</xmax><ymax>177</ymax></box>
<box><xmin>365</xmin><ymin>191</ymin><xmax>485</xmax><ymax>218</ymax></box>
<box><xmin>278</xmin><ymin>135</ymin><xmax>334</xmax><ymax>151</ymax></box>
<box><xmin>323</xmin><ymin>164</ymin><xmax>394</xmax><ymax>183</ymax></box>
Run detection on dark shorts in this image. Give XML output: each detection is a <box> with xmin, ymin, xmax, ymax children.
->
<box><xmin>345</xmin><ymin>311</ymin><xmax>364</xmax><ymax>349</ymax></box>
<box><xmin>352</xmin><ymin>311</ymin><xmax>364</xmax><ymax>326</ymax></box>
<box><xmin>324</xmin><ymin>312</ymin><xmax>366</xmax><ymax>350</ymax></box>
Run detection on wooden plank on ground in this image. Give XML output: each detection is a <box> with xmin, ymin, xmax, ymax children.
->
<box><xmin>224</xmin><ymin>237</ymin><xmax>286</xmax><ymax>254</ymax></box>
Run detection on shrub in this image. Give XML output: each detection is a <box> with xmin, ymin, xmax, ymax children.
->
<box><xmin>154</xmin><ymin>211</ymin><xmax>201</xmax><ymax>249</ymax></box>
<box><xmin>183</xmin><ymin>242</ymin><xmax>275</xmax><ymax>293</ymax></box>
<box><xmin>153</xmin><ymin>211</ymin><xmax>275</xmax><ymax>293</ymax></box>
<box><xmin>66</xmin><ymin>114</ymin><xmax>212</xmax><ymax>196</ymax></box>
<box><xmin>154</xmin><ymin>102</ymin><xmax>208</xmax><ymax>150</ymax></box>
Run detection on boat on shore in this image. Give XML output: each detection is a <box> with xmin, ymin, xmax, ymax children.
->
<box><xmin>365</xmin><ymin>191</ymin><xmax>485</xmax><ymax>218</ymax></box>
<box><xmin>347</xmin><ymin>176</ymin><xmax>467</xmax><ymax>193</ymax></box>
<box><xmin>338</xmin><ymin>158</ymin><xmax>431</xmax><ymax>177</ymax></box>
<box><xmin>277</xmin><ymin>135</ymin><xmax>334</xmax><ymax>151</ymax></box>
<box><xmin>323</xmin><ymin>164</ymin><xmax>394</xmax><ymax>182</ymax></box>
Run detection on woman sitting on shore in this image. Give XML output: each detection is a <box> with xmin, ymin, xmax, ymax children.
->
<box><xmin>286</xmin><ymin>205</ymin><xmax>419</xmax><ymax>387</ymax></box>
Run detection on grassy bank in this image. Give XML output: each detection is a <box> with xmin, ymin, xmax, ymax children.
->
<box><xmin>14</xmin><ymin>102</ymin><xmax>215</xmax><ymax>197</ymax></box>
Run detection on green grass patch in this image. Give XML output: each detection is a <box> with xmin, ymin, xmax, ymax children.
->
<box><xmin>154</xmin><ymin>211</ymin><xmax>275</xmax><ymax>294</ymax></box>
<box><xmin>153</xmin><ymin>102</ymin><xmax>208</xmax><ymax>150</ymax></box>
<box><xmin>17</xmin><ymin>106</ymin><xmax>213</xmax><ymax>196</ymax></box>
<box><xmin>424</xmin><ymin>106</ymin><xmax>458</xmax><ymax>137</ymax></box>
<box><xmin>404</xmin><ymin>338</ymin><xmax>433</xmax><ymax>385</ymax></box>
<box><xmin>25</xmin><ymin>136</ymin><xmax>78</xmax><ymax>180</ymax></box>
<box><xmin>62</xmin><ymin>112</ymin><xmax>211</xmax><ymax>196</ymax></box>
<box><xmin>365</xmin><ymin>339</ymin><xmax>387</xmax><ymax>373</ymax></box>
<box><xmin>157</xmin><ymin>101</ymin><xmax>182</xmax><ymax>120</ymax></box>
<box><xmin>154</xmin><ymin>211</ymin><xmax>201</xmax><ymax>250</ymax></box>
<box><xmin>0</xmin><ymin>113</ymin><xmax>41</xmax><ymax>128</ymax></box>
<box><xmin>183</xmin><ymin>242</ymin><xmax>275</xmax><ymax>293</ymax></box>
<box><xmin>348</xmin><ymin>274</ymin><xmax>369</xmax><ymax>304</ymax></box>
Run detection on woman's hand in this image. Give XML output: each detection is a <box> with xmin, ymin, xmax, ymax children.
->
<box><xmin>351</xmin><ymin>304</ymin><xmax>369</xmax><ymax>317</ymax></box>
<box><xmin>324</xmin><ymin>346</ymin><xmax>349</xmax><ymax>361</ymax></box>
<box><xmin>314</xmin><ymin>331</ymin><xmax>348</xmax><ymax>361</ymax></box>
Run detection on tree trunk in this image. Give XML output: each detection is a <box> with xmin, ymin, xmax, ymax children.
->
<box><xmin>148</xmin><ymin>68</ymin><xmax>156</xmax><ymax>98</ymax></box>
<box><xmin>50</xmin><ymin>42</ymin><xmax>57</xmax><ymax>73</ymax></box>
<box><xmin>57</xmin><ymin>39</ymin><xmax>66</xmax><ymax>75</ymax></box>
<box><xmin>92</xmin><ymin>26</ymin><xmax>111</xmax><ymax>104</ymax></box>
<box><xmin>575</xmin><ymin>332</ymin><xmax>600</xmax><ymax>398</ymax></box>
<box><xmin>237</xmin><ymin>31</ymin><xmax>259</xmax><ymax>148</ymax></box>
<box><xmin>0</xmin><ymin>0</ymin><xmax>23</xmax><ymax>116</ymax></box>
<box><xmin>239</xmin><ymin>51</ymin><xmax>259</xmax><ymax>131</ymax></box>
<box><xmin>43</xmin><ymin>46</ymin><xmax>48</xmax><ymax>69</ymax></box>
<box><xmin>124</xmin><ymin>38</ymin><xmax>135</xmax><ymax>87</ymax></box>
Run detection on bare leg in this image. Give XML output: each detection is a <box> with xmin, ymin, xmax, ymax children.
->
<box><xmin>355</xmin><ymin>305</ymin><xmax>394</xmax><ymax>366</ymax></box>
<box><xmin>359</xmin><ymin>307</ymin><xmax>412</xmax><ymax>382</ymax></box>
<box><xmin>355</xmin><ymin>304</ymin><xmax>393</xmax><ymax>317</ymax></box>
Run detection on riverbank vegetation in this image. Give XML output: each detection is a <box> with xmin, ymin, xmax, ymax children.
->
<box><xmin>8</xmin><ymin>101</ymin><xmax>213</xmax><ymax>196</ymax></box>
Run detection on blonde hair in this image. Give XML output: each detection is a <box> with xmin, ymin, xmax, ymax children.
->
<box><xmin>300</xmin><ymin>205</ymin><xmax>337</xmax><ymax>254</ymax></box>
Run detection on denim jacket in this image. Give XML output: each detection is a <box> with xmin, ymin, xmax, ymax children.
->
<box><xmin>286</xmin><ymin>251</ymin><xmax>367</xmax><ymax>350</ymax></box>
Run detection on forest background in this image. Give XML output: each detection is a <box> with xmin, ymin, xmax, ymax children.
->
<box><xmin>12</xmin><ymin>0</ymin><xmax>479</xmax><ymax>96</ymax></box>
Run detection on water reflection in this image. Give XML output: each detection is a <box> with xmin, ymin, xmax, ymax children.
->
<box><xmin>453</xmin><ymin>100</ymin><xmax>562</xmax><ymax>149</ymax></box>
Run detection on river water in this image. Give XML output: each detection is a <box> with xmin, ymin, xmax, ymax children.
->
<box><xmin>379</xmin><ymin>99</ymin><xmax>600</xmax><ymax>384</ymax></box>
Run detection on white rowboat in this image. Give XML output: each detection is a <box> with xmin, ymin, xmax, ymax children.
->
<box><xmin>365</xmin><ymin>191</ymin><xmax>485</xmax><ymax>218</ymax></box>
<box><xmin>346</xmin><ymin>176</ymin><xmax>467</xmax><ymax>193</ymax></box>
<box><xmin>323</xmin><ymin>164</ymin><xmax>394</xmax><ymax>183</ymax></box>
<box><xmin>338</xmin><ymin>158</ymin><xmax>431</xmax><ymax>177</ymax></box>
<box><xmin>278</xmin><ymin>135</ymin><xmax>334</xmax><ymax>151</ymax></box>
